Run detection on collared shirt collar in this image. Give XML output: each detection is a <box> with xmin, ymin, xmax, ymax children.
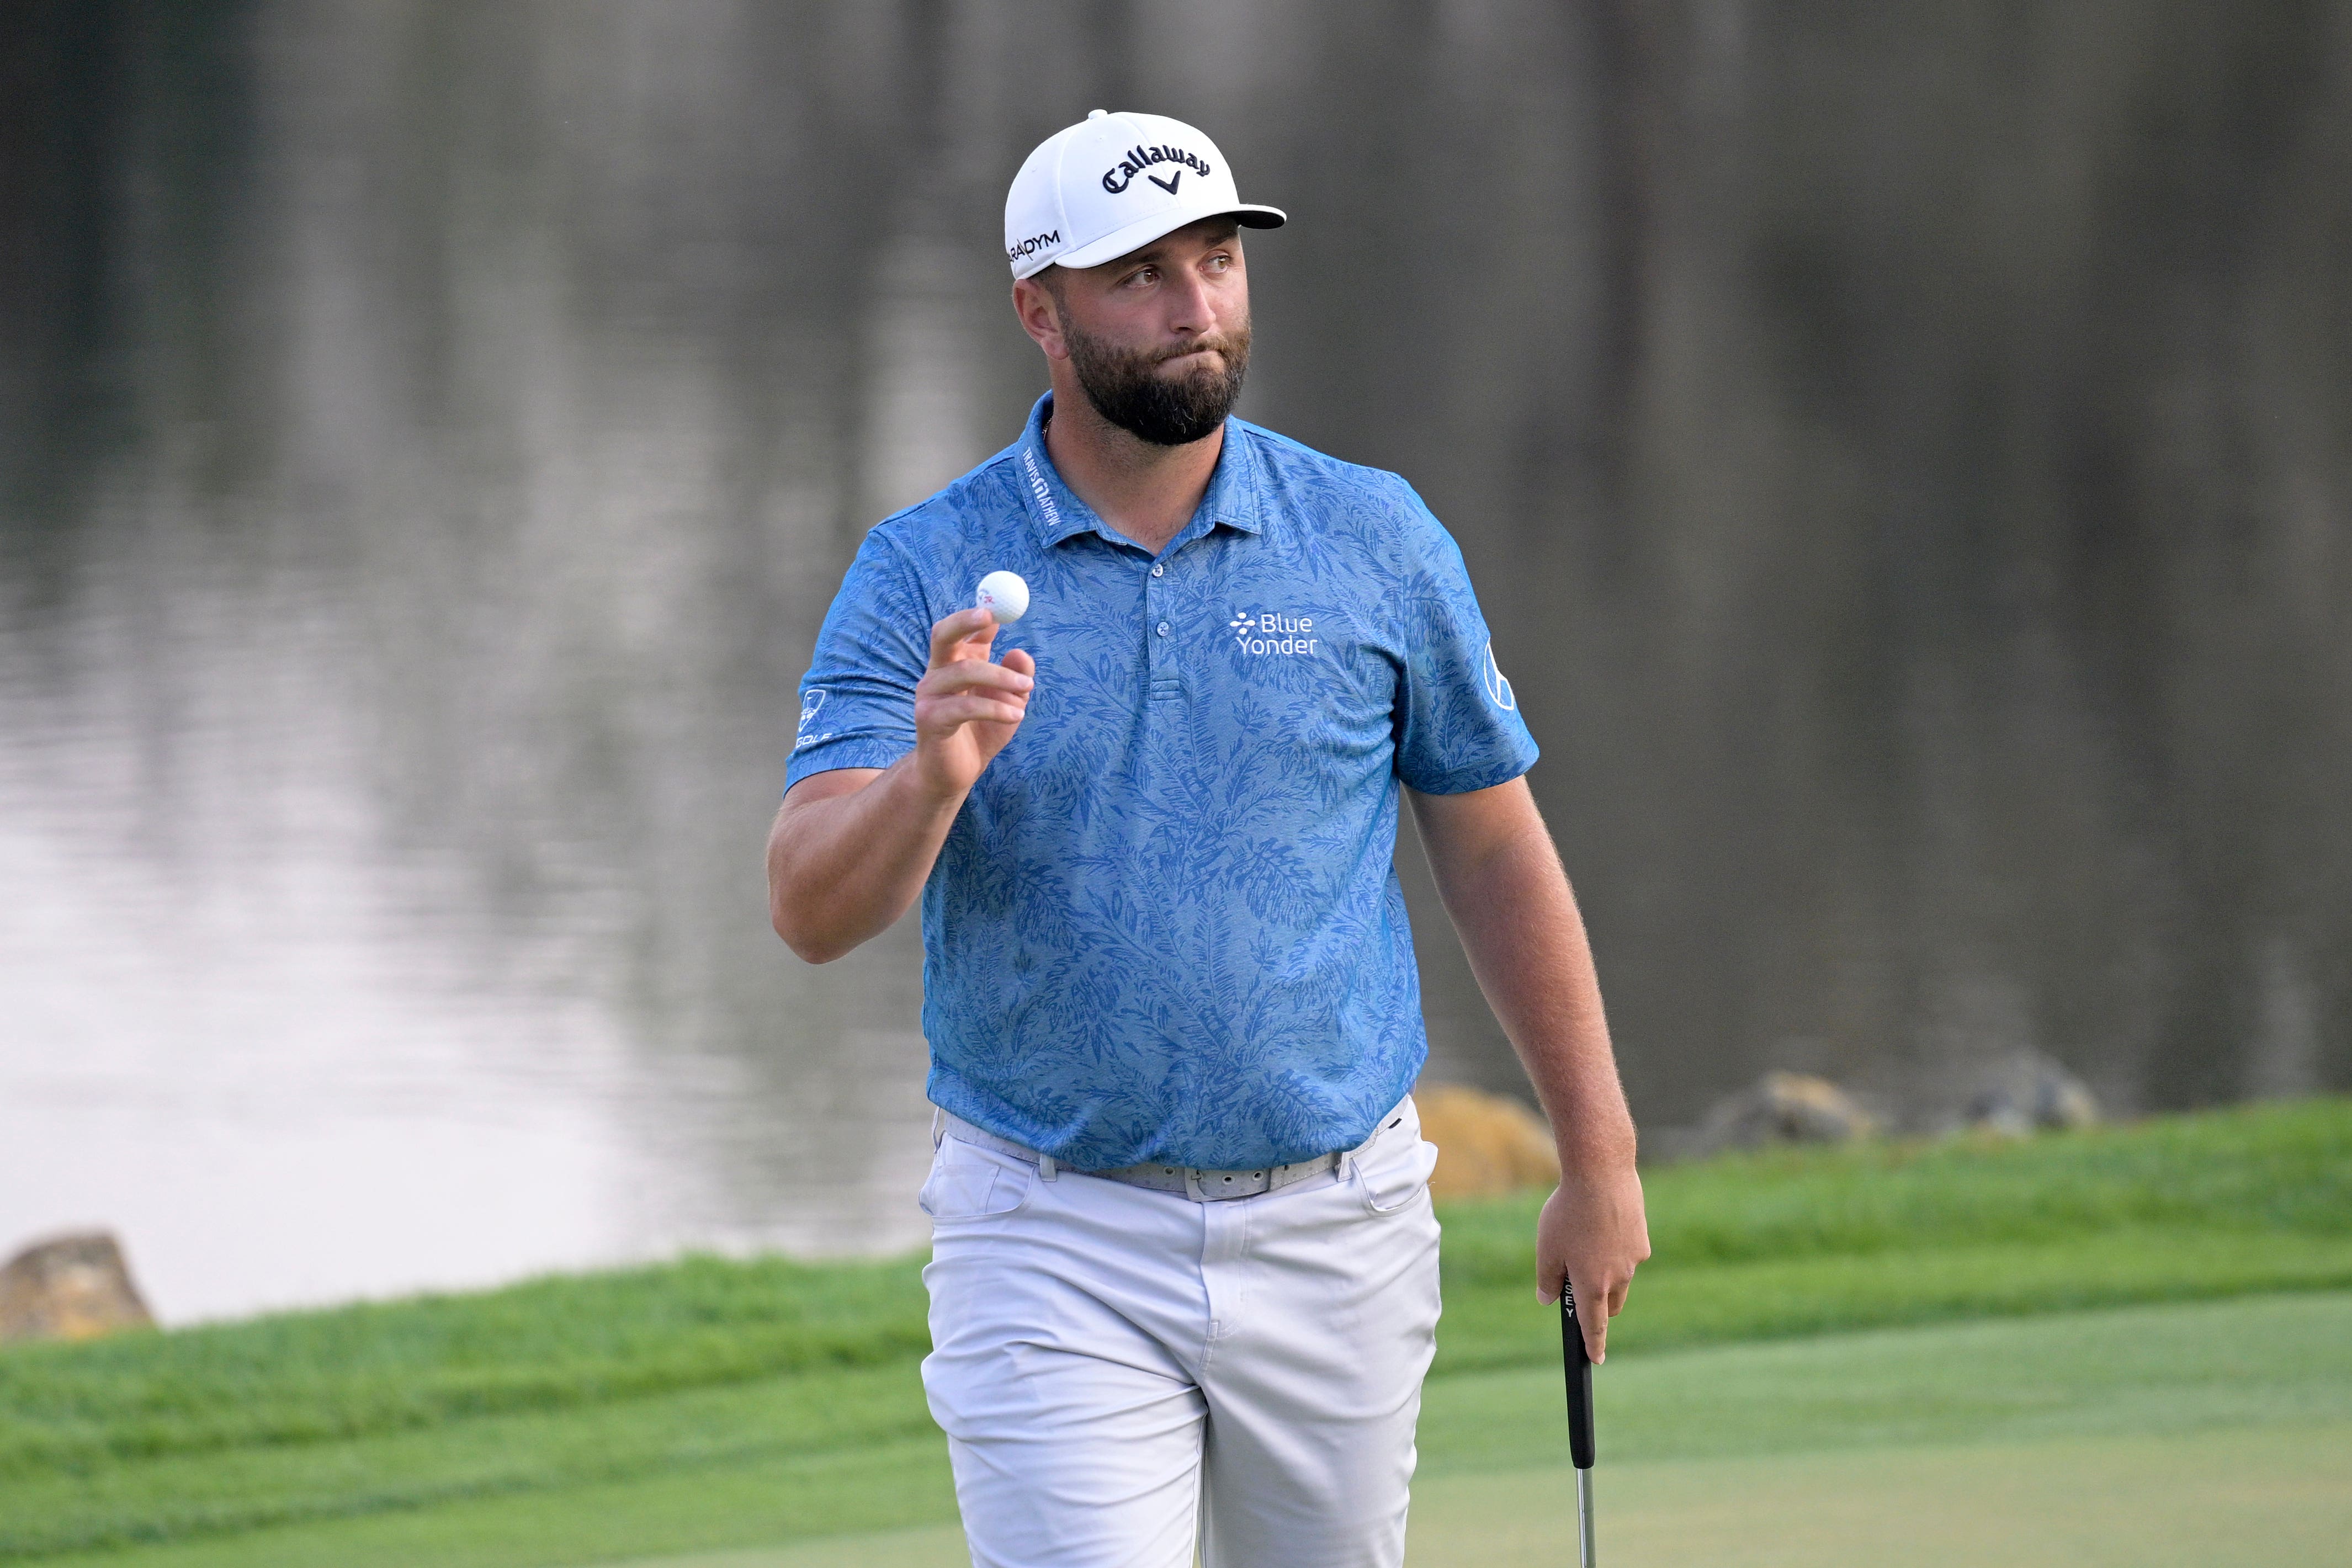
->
<box><xmin>1012</xmin><ymin>392</ymin><xmax>1265</xmax><ymax>554</ymax></box>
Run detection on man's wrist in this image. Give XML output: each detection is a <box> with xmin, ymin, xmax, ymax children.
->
<box><xmin>1551</xmin><ymin>1117</ymin><xmax>1639</xmax><ymax>1180</ymax></box>
<box><xmin>899</xmin><ymin>746</ymin><xmax>976</xmax><ymax>815</ymax></box>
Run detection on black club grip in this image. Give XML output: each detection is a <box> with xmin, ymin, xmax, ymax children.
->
<box><xmin>1561</xmin><ymin>1280</ymin><xmax>1595</xmax><ymax>1470</ymax></box>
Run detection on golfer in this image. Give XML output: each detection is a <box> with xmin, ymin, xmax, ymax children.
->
<box><xmin>767</xmin><ymin>109</ymin><xmax>1649</xmax><ymax>1568</ymax></box>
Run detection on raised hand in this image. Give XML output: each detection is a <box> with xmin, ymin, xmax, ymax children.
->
<box><xmin>912</xmin><ymin>607</ymin><xmax>1037</xmax><ymax>801</ymax></box>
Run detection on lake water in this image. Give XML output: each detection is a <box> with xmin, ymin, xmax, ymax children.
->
<box><xmin>5</xmin><ymin>2</ymin><xmax>2345</xmax><ymax>1322</ymax></box>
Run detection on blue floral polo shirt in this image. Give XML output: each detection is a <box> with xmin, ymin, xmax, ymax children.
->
<box><xmin>787</xmin><ymin>393</ymin><xmax>1537</xmax><ymax>1170</ymax></box>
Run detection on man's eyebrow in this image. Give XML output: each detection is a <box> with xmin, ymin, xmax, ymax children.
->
<box><xmin>1117</xmin><ymin>229</ymin><xmax>1242</xmax><ymax>271</ymax></box>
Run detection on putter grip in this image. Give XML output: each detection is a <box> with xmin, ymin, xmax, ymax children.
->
<box><xmin>1562</xmin><ymin>1282</ymin><xmax>1595</xmax><ymax>1470</ymax></box>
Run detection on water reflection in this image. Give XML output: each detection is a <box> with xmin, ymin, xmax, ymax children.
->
<box><xmin>0</xmin><ymin>1</ymin><xmax>987</xmax><ymax>1319</ymax></box>
<box><xmin>4</xmin><ymin>1</ymin><xmax>2346</xmax><ymax>1320</ymax></box>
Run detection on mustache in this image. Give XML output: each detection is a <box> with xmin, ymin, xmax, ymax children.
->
<box><xmin>1061</xmin><ymin>310</ymin><xmax>1250</xmax><ymax>446</ymax></box>
<box><xmin>1150</xmin><ymin>334</ymin><xmax>1245</xmax><ymax>365</ymax></box>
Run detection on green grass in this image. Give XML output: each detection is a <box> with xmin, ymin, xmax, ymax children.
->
<box><xmin>28</xmin><ymin>1292</ymin><xmax>2352</xmax><ymax>1568</ymax></box>
<box><xmin>1401</xmin><ymin>1424</ymin><xmax>2352</xmax><ymax>1568</ymax></box>
<box><xmin>1454</xmin><ymin>1093</ymin><xmax>2352</xmax><ymax>1278</ymax></box>
<box><xmin>0</xmin><ymin>1254</ymin><xmax>928</xmax><ymax>1475</ymax></box>
<box><xmin>1</xmin><ymin>1366</ymin><xmax>942</xmax><ymax>1559</ymax></box>
<box><xmin>3</xmin><ymin>1097</ymin><xmax>2346</xmax><ymax>1562</ymax></box>
<box><xmin>1438</xmin><ymin>1093</ymin><xmax>2352</xmax><ymax>1369</ymax></box>
<box><xmin>707</xmin><ymin>1290</ymin><xmax>2352</xmax><ymax>1568</ymax></box>
<box><xmin>1419</xmin><ymin>1283</ymin><xmax>2352</xmax><ymax>1469</ymax></box>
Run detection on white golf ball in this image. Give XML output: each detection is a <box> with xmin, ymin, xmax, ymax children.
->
<box><xmin>975</xmin><ymin>570</ymin><xmax>1030</xmax><ymax>624</ymax></box>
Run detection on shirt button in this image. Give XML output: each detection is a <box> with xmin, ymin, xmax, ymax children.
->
<box><xmin>1156</xmin><ymin>620</ymin><xmax>1171</xmax><ymax>637</ymax></box>
<box><xmin>1150</xmin><ymin>564</ymin><xmax>1165</xmax><ymax>577</ymax></box>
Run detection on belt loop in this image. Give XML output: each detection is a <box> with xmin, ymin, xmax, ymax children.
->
<box><xmin>1038</xmin><ymin>1152</ymin><xmax>1058</xmax><ymax>1181</ymax></box>
<box><xmin>930</xmin><ymin>1107</ymin><xmax>943</xmax><ymax>1151</ymax></box>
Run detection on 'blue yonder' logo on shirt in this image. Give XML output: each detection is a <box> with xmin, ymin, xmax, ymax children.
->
<box><xmin>1230</xmin><ymin>609</ymin><xmax>1320</xmax><ymax>657</ymax></box>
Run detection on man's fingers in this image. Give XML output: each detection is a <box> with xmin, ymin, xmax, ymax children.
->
<box><xmin>918</xmin><ymin>695</ymin><xmax>1027</xmax><ymax>729</ymax></box>
<box><xmin>1557</xmin><ymin>1269</ymin><xmax>1609</xmax><ymax>1364</ymax></box>
<box><xmin>927</xmin><ymin>607</ymin><xmax>999</xmax><ymax>668</ymax></box>
<box><xmin>921</xmin><ymin>660</ymin><xmax>1034</xmax><ymax>697</ymax></box>
<box><xmin>1547</xmin><ymin>1256</ymin><xmax>1637</xmax><ymax>1364</ymax></box>
<box><xmin>912</xmin><ymin>615</ymin><xmax>1033</xmax><ymax>756</ymax></box>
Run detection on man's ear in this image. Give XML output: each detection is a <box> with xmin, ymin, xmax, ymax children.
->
<box><xmin>1012</xmin><ymin>275</ymin><xmax>1071</xmax><ymax>361</ymax></box>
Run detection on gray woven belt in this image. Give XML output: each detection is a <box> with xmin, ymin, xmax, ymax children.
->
<box><xmin>938</xmin><ymin>1112</ymin><xmax>1361</xmax><ymax>1203</ymax></box>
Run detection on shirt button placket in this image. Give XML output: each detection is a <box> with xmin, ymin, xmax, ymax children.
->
<box><xmin>1147</xmin><ymin>559</ymin><xmax>1180</xmax><ymax>705</ymax></box>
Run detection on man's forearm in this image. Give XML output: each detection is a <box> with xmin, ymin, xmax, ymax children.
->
<box><xmin>767</xmin><ymin>759</ymin><xmax>964</xmax><ymax>963</ymax></box>
<box><xmin>1411</xmin><ymin>778</ymin><xmax>1649</xmax><ymax>1345</ymax></box>
<box><xmin>1408</xmin><ymin>783</ymin><xmax>1635</xmax><ymax>1172</ymax></box>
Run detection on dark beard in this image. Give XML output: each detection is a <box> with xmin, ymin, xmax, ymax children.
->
<box><xmin>1061</xmin><ymin>316</ymin><xmax>1251</xmax><ymax>447</ymax></box>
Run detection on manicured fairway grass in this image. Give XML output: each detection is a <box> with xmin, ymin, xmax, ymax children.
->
<box><xmin>33</xmin><ymin>1291</ymin><xmax>2350</xmax><ymax>1567</ymax></box>
<box><xmin>623</xmin><ymin>1290</ymin><xmax>2352</xmax><ymax>1568</ymax></box>
<box><xmin>1404</xmin><ymin>1425</ymin><xmax>2352</xmax><ymax>1568</ymax></box>
<box><xmin>598</xmin><ymin>1426</ymin><xmax>2352</xmax><ymax>1568</ymax></box>
<box><xmin>4</xmin><ymin>1098</ymin><xmax>2346</xmax><ymax>1563</ymax></box>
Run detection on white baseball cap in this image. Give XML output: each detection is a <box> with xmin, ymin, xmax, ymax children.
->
<box><xmin>1004</xmin><ymin>109</ymin><xmax>1286</xmax><ymax>280</ymax></box>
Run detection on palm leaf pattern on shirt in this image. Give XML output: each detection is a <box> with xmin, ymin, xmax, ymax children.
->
<box><xmin>786</xmin><ymin>396</ymin><xmax>1536</xmax><ymax>1170</ymax></box>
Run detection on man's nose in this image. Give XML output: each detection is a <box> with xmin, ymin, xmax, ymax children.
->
<box><xmin>1164</xmin><ymin>268</ymin><xmax>1218</xmax><ymax>334</ymax></box>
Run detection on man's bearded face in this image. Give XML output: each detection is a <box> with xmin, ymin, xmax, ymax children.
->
<box><xmin>1059</xmin><ymin>309</ymin><xmax>1252</xmax><ymax>447</ymax></box>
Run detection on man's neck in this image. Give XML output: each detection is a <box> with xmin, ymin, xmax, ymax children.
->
<box><xmin>1042</xmin><ymin>385</ymin><xmax>1224</xmax><ymax>557</ymax></box>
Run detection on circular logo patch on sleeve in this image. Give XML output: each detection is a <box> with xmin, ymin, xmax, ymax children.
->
<box><xmin>1480</xmin><ymin>640</ymin><xmax>1517</xmax><ymax>711</ymax></box>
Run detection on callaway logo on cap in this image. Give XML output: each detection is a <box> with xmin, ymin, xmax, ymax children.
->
<box><xmin>1004</xmin><ymin>109</ymin><xmax>1286</xmax><ymax>279</ymax></box>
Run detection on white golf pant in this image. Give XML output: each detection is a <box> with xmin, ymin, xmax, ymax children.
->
<box><xmin>919</xmin><ymin>1097</ymin><xmax>1443</xmax><ymax>1568</ymax></box>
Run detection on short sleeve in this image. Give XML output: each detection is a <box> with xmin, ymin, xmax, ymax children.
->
<box><xmin>783</xmin><ymin>528</ymin><xmax>933</xmax><ymax>791</ymax></box>
<box><xmin>1388</xmin><ymin>480</ymin><xmax>1541</xmax><ymax>794</ymax></box>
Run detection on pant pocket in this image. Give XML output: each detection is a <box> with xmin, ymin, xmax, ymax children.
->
<box><xmin>1354</xmin><ymin>1133</ymin><xmax>1440</xmax><ymax>1215</ymax></box>
<box><xmin>920</xmin><ymin>1141</ymin><xmax>1038</xmax><ymax>1221</ymax></box>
